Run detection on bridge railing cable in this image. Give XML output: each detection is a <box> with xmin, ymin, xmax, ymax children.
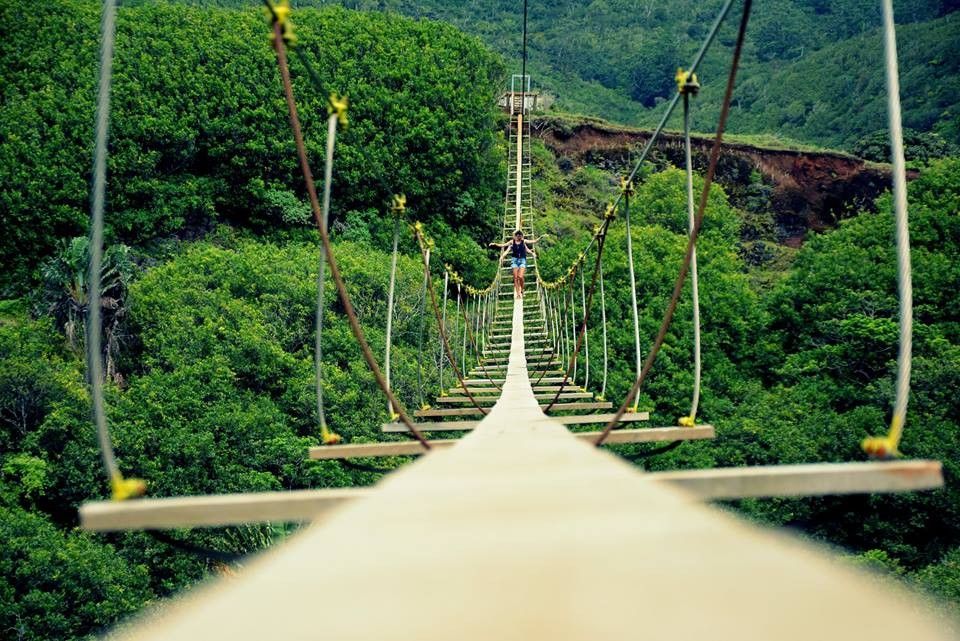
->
<box><xmin>595</xmin><ymin>0</ymin><xmax>753</xmax><ymax>446</ymax></box>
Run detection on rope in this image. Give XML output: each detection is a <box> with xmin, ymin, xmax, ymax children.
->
<box><xmin>521</xmin><ymin>0</ymin><xmax>528</xmax><ymax>88</ymax></box>
<box><xmin>439</xmin><ymin>270</ymin><xmax>449</xmax><ymax>397</ymax></box>
<box><xmin>414</xmin><ymin>225</ymin><xmax>489</xmax><ymax>414</ymax></box>
<box><xmin>595</xmin><ymin>0</ymin><xmax>753</xmax><ymax>447</ymax></box>
<box><xmin>383</xmin><ymin>202</ymin><xmax>402</xmax><ymax>420</ymax></box>
<box><xmin>599</xmin><ymin>257</ymin><xmax>609</xmax><ymax>401</ymax></box>
<box><xmin>544</xmin><ymin>229</ymin><xmax>611</xmax><ymax>411</ymax></box>
<box><xmin>415</xmin><ymin>248</ymin><xmax>429</xmax><ymax>409</ymax></box>
<box><xmin>311</xmin><ymin>110</ymin><xmax>346</xmax><ymax>445</ymax></box>
<box><xmin>458</xmin><ymin>287</ymin><xmax>502</xmax><ymax>391</ymax></box>
<box><xmin>270</xmin><ymin>19</ymin><xmax>430</xmax><ymax>449</ymax></box>
<box><xmin>580</xmin><ymin>253</ymin><xmax>590</xmax><ymax>390</ymax></box>
<box><xmin>87</xmin><ymin>0</ymin><xmax>146</xmax><ymax>501</ymax></box>
<box><xmin>680</xmin><ymin>90</ymin><xmax>702</xmax><ymax>428</ymax></box>
<box><xmin>863</xmin><ymin>0</ymin><xmax>913</xmax><ymax>459</ymax></box>
<box><xmin>621</xmin><ymin>179</ymin><xmax>643</xmax><ymax>409</ymax></box>
<box><xmin>455</xmin><ymin>284</ymin><xmax>465</xmax><ymax>374</ymax></box>
<box><xmin>534</xmin><ymin>273</ymin><xmax>576</xmax><ymax>385</ymax></box>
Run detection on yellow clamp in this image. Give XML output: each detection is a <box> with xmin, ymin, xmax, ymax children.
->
<box><xmin>862</xmin><ymin>436</ymin><xmax>899</xmax><ymax>459</ymax></box>
<box><xmin>266</xmin><ymin>0</ymin><xmax>297</xmax><ymax>46</ymax></box>
<box><xmin>604</xmin><ymin>202</ymin><xmax>616</xmax><ymax>220</ymax></box>
<box><xmin>391</xmin><ymin>193</ymin><xmax>406</xmax><ymax>215</ymax></box>
<box><xmin>678</xmin><ymin>415</ymin><xmax>696</xmax><ymax>427</ymax></box>
<box><xmin>321</xmin><ymin>425</ymin><xmax>342</xmax><ymax>445</ymax></box>
<box><xmin>328</xmin><ymin>93</ymin><xmax>349</xmax><ymax>127</ymax></box>
<box><xmin>619</xmin><ymin>177</ymin><xmax>634</xmax><ymax>196</ymax></box>
<box><xmin>389</xmin><ymin>412</ymin><xmax>400</xmax><ymax>423</ymax></box>
<box><xmin>675</xmin><ymin>68</ymin><xmax>700</xmax><ymax>95</ymax></box>
<box><xmin>111</xmin><ymin>473</ymin><xmax>147</xmax><ymax>501</ymax></box>
<box><xmin>862</xmin><ymin>413</ymin><xmax>904</xmax><ymax>458</ymax></box>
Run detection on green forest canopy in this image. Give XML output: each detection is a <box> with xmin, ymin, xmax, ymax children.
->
<box><xmin>1</xmin><ymin>1</ymin><xmax>959</xmax><ymax>639</ymax></box>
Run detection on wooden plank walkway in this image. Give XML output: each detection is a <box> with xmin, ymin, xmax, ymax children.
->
<box><xmin>104</xmin><ymin>296</ymin><xmax>949</xmax><ymax>641</ymax></box>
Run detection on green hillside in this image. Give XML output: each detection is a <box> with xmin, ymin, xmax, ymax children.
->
<box><xmin>283</xmin><ymin>0</ymin><xmax>960</xmax><ymax>149</ymax></box>
<box><xmin>1</xmin><ymin>1</ymin><xmax>959</xmax><ymax>639</ymax></box>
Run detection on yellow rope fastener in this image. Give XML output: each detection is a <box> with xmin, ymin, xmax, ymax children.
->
<box><xmin>111</xmin><ymin>473</ymin><xmax>147</xmax><ymax>501</ymax></box>
<box><xmin>320</xmin><ymin>425</ymin><xmax>342</xmax><ymax>445</ymax></box>
<box><xmin>675</xmin><ymin>68</ymin><xmax>700</xmax><ymax>95</ymax></box>
<box><xmin>391</xmin><ymin>193</ymin><xmax>406</xmax><ymax>215</ymax></box>
<box><xmin>603</xmin><ymin>202</ymin><xmax>616</xmax><ymax>220</ymax></box>
<box><xmin>678</xmin><ymin>415</ymin><xmax>696</xmax><ymax>427</ymax></box>
<box><xmin>619</xmin><ymin>177</ymin><xmax>634</xmax><ymax>196</ymax></box>
<box><xmin>862</xmin><ymin>414</ymin><xmax>903</xmax><ymax>458</ymax></box>
<box><xmin>266</xmin><ymin>0</ymin><xmax>297</xmax><ymax>46</ymax></box>
<box><xmin>328</xmin><ymin>93</ymin><xmax>349</xmax><ymax>127</ymax></box>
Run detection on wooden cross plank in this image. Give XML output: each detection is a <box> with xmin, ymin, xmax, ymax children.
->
<box><xmin>415</xmin><ymin>401</ymin><xmax>612</xmax><ymax>417</ymax></box>
<box><xmin>79</xmin><ymin>460</ymin><xmax>941</xmax><ymax>531</ymax></box>
<box><xmin>382</xmin><ymin>412</ymin><xmax>650</xmax><ymax>433</ymax></box>
<box><xmin>311</xmin><ymin>426</ymin><xmax>707</xmax><ymax>459</ymax></box>
<box><xmin>658</xmin><ymin>460</ymin><xmax>944</xmax><ymax>500</ymax></box>
<box><xmin>79</xmin><ymin>487</ymin><xmax>366</xmax><ymax>532</ymax></box>
<box><xmin>435</xmin><ymin>392</ymin><xmax>593</xmax><ymax>404</ymax></box>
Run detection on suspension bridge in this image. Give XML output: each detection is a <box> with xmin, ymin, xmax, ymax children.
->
<box><xmin>77</xmin><ymin>0</ymin><xmax>951</xmax><ymax>638</ymax></box>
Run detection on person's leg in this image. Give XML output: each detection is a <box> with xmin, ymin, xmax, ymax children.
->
<box><xmin>512</xmin><ymin>266</ymin><xmax>520</xmax><ymax>297</ymax></box>
<box><xmin>518</xmin><ymin>265</ymin><xmax>526</xmax><ymax>297</ymax></box>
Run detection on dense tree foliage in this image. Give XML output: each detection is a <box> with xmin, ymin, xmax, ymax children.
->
<box><xmin>1</xmin><ymin>2</ymin><xmax>959</xmax><ymax>638</ymax></box>
<box><xmin>0</xmin><ymin>0</ymin><xmax>504</xmax><ymax>293</ymax></box>
<box><xmin>280</xmin><ymin>0</ymin><xmax>960</xmax><ymax>150</ymax></box>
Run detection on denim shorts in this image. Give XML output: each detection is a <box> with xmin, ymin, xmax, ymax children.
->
<box><xmin>511</xmin><ymin>257</ymin><xmax>527</xmax><ymax>269</ymax></box>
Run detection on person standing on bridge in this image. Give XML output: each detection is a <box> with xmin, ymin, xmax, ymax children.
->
<box><xmin>490</xmin><ymin>230</ymin><xmax>545</xmax><ymax>299</ymax></box>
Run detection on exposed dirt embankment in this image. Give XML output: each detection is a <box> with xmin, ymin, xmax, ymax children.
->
<box><xmin>533</xmin><ymin>116</ymin><xmax>904</xmax><ymax>246</ymax></box>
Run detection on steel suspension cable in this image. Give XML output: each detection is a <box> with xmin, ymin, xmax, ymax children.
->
<box><xmin>269</xmin><ymin>20</ymin><xmax>430</xmax><ymax>448</ymax></box>
<box><xmin>595</xmin><ymin>0</ymin><xmax>753</xmax><ymax>447</ymax></box>
<box><xmin>383</xmin><ymin>206</ymin><xmax>401</xmax><ymax>419</ymax></box>
<box><xmin>862</xmin><ymin>0</ymin><xmax>913</xmax><ymax>458</ymax></box>
<box><xmin>414</xmin><ymin>228</ymin><xmax>489</xmax><ymax>414</ymax></box>
<box><xmin>580</xmin><ymin>253</ymin><xmax>590</xmax><ymax>390</ymax></box>
<box><xmin>617</xmin><ymin>0</ymin><xmax>738</xmax><ymax>200</ymax></box>
<box><xmin>439</xmin><ymin>270</ymin><xmax>449</xmax><ymax>397</ymax></box>
<box><xmin>599</xmin><ymin>257</ymin><xmax>609</xmax><ymax>401</ymax></box>
<box><xmin>621</xmin><ymin>181</ymin><xmax>642</xmax><ymax>411</ymax></box>
<box><xmin>544</xmin><ymin>229</ymin><xmax>611</xmax><ymax>412</ymax></box>
<box><xmin>415</xmin><ymin>248</ymin><xmax>430</xmax><ymax>409</ymax></box>
<box><xmin>87</xmin><ymin>0</ymin><xmax>146</xmax><ymax>501</ymax></box>
<box><xmin>682</xmin><ymin>90</ymin><xmax>702</xmax><ymax>426</ymax></box>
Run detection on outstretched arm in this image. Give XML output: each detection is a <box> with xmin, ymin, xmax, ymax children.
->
<box><xmin>488</xmin><ymin>241</ymin><xmax>509</xmax><ymax>249</ymax></box>
<box><xmin>525</xmin><ymin>233</ymin><xmax>549</xmax><ymax>245</ymax></box>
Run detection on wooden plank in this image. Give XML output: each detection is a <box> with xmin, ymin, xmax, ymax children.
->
<box><xmin>80</xmin><ymin>460</ymin><xmax>942</xmax><ymax>532</ymax></box>
<box><xmin>415</xmin><ymin>401</ymin><xmax>612</xmax><ymax>417</ymax></box>
<box><xmin>446</xmin><ymin>385</ymin><xmax>580</xmax><ymax>395</ymax></box>
<box><xmin>79</xmin><ymin>488</ymin><xmax>367</xmax><ymax>532</ymax></box>
<box><xmin>309</xmin><ymin>440</ymin><xmax>454</xmax><ymax>459</ymax></box>
<box><xmin>655</xmin><ymin>460</ymin><xmax>944</xmax><ymax>500</ymax></box>
<box><xmin>314</xmin><ymin>427</ymin><xmax>711</xmax><ymax>459</ymax></box>
<box><xmin>382</xmin><ymin>412</ymin><xmax>650</xmax><ymax>432</ymax></box>
<box><xmin>436</xmin><ymin>392</ymin><xmax>593</xmax><ymax>404</ymax></box>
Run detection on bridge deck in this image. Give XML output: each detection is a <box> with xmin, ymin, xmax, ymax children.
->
<box><xmin>104</xmin><ymin>296</ymin><xmax>949</xmax><ymax>641</ymax></box>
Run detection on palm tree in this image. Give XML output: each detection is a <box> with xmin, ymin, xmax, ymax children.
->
<box><xmin>41</xmin><ymin>237</ymin><xmax>133</xmax><ymax>383</ymax></box>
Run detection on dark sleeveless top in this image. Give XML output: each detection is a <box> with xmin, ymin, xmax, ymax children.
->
<box><xmin>511</xmin><ymin>240</ymin><xmax>527</xmax><ymax>259</ymax></box>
